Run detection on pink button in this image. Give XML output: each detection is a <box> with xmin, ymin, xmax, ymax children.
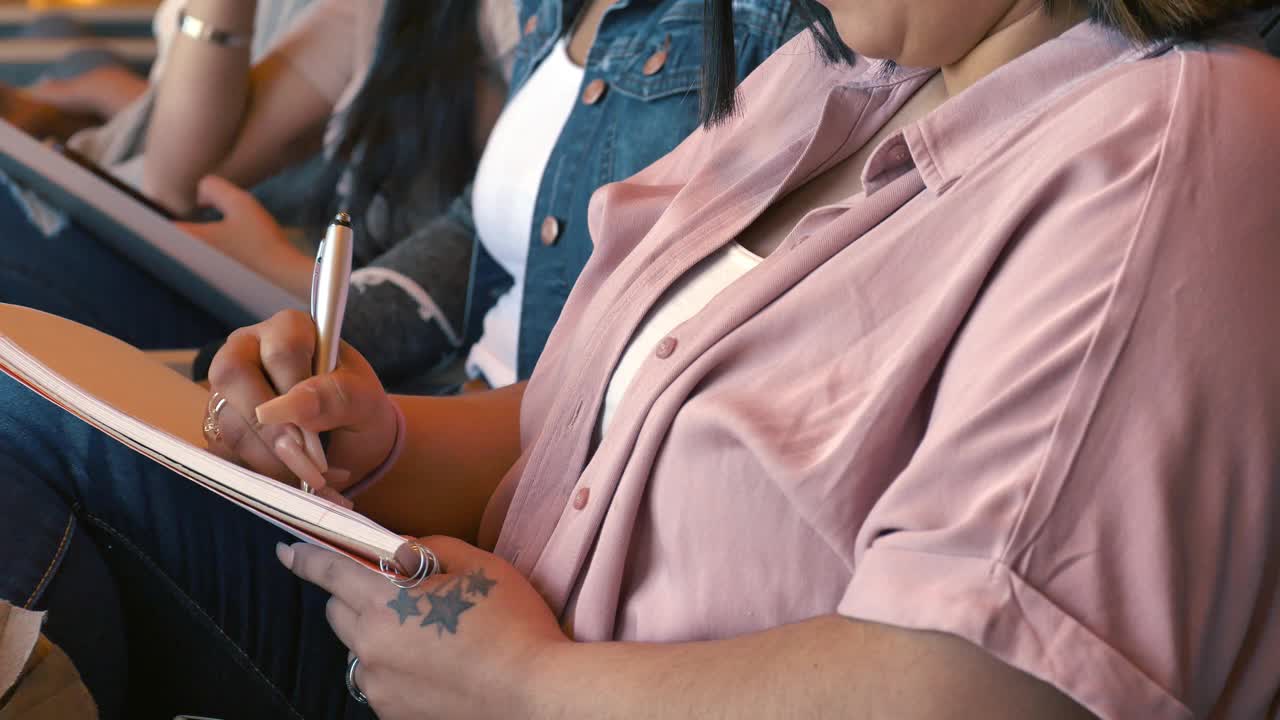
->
<box><xmin>655</xmin><ymin>336</ymin><xmax>677</xmax><ymax>359</ymax></box>
<box><xmin>572</xmin><ymin>487</ymin><xmax>590</xmax><ymax>510</ymax></box>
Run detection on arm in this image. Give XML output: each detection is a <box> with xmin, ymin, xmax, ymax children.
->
<box><xmin>25</xmin><ymin>64</ymin><xmax>149</xmax><ymax>121</ymax></box>
<box><xmin>0</xmin><ymin>82</ymin><xmax>100</xmax><ymax>142</ymax></box>
<box><xmin>353</xmin><ymin>383</ymin><xmax>525</xmax><ymax>543</ymax></box>
<box><xmin>525</xmin><ymin>616</ymin><xmax>1091</xmax><ymax>719</ymax></box>
<box><xmin>177</xmin><ymin>176</ymin><xmax>315</xmax><ymax>299</ymax></box>
<box><xmin>342</xmin><ymin>186</ymin><xmax>512</xmax><ymax>386</ymax></box>
<box><xmin>206</xmin><ymin>311</ymin><xmax>525</xmax><ymax>544</ymax></box>
<box><xmin>144</xmin><ymin>0</ymin><xmax>334</xmax><ymax>214</ymax></box>
<box><xmin>284</xmin><ymin>539</ymin><xmax>1095</xmax><ymax>720</ymax></box>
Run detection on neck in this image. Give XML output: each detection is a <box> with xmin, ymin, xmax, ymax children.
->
<box><xmin>940</xmin><ymin>4</ymin><xmax>1089</xmax><ymax>97</ymax></box>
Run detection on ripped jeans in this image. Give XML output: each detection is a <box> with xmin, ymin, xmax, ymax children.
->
<box><xmin>0</xmin><ymin>372</ymin><xmax>374</xmax><ymax>719</ymax></box>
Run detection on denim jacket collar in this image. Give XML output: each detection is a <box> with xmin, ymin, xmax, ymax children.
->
<box><xmin>492</xmin><ymin>0</ymin><xmax>805</xmax><ymax>378</ymax></box>
<box><xmin>514</xmin><ymin>0</ymin><xmax>662</xmax><ymax>93</ymax></box>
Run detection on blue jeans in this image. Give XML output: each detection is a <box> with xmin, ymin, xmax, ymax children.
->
<box><xmin>0</xmin><ymin>373</ymin><xmax>375</xmax><ymax>719</ymax></box>
<box><xmin>0</xmin><ymin>178</ymin><xmax>228</xmax><ymax>349</ymax></box>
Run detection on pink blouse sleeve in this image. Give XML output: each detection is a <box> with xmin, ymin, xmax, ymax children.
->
<box><xmin>840</xmin><ymin>52</ymin><xmax>1280</xmax><ymax>720</ymax></box>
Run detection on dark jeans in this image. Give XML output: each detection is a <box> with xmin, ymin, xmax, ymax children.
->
<box><xmin>0</xmin><ymin>177</ymin><xmax>228</xmax><ymax>350</ymax></box>
<box><xmin>0</xmin><ymin>372</ymin><xmax>375</xmax><ymax>719</ymax></box>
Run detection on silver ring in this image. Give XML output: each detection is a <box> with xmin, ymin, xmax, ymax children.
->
<box><xmin>378</xmin><ymin>542</ymin><xmax>438</xmax><ymax>588</ymax></box>
<box><xmin>345</xmin><ymin>656</ymin><xmax>368</xmax><ymax>705</ymax></box>
<box><xmin>202</xmin><ymin>393</ymin><xmax>228</xmax><ymax>443</ymax></box>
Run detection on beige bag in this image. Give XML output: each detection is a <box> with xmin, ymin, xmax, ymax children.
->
<box><xmin>0</xmin><ymin>601</ymin><xmax>97</xmax><ymax>720</ymax></box>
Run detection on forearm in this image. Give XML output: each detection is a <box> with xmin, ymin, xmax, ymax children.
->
<box><xmin>354</xmin><ymin>383</ymin><xmax>525</xmax><ymax>543</ymax></box>
<box><xmin>145</xmin><ymin>0</ymin><xmax>256</xmax><ymax>213</ymax></box>
<box><xmin>521</xmin><ymin>616</ymin><xmax>1093</xmax><ymax>720</ymax></box>
<box><xmin>343</xmin><ymin>192</ymin><xmax>486</xmax><ymax>387</ymax></box>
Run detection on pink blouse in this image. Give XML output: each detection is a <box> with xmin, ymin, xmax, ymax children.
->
<box><xmin>493</xmin><ymin>22</ymin><xmax>1280</xmax><ymax>719</ymax></box>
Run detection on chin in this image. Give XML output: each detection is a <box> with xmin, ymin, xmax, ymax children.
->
<box><xmin>831</xmin><ymin>17</ymin><xmax>905</xmax><ymax>63</ymax></box>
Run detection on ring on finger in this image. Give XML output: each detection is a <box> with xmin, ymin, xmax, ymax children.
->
<box><xmin>202</xmin><ymin>392</ymin><xmax>229</xmax><ymax>444</ymax></box>
<box><xmin>345</xmin><ymin>656</ymin><xmax>368</xmax><ymax>705</ymax></box>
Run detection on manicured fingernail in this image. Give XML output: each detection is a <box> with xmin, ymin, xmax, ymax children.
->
<box><xmin>275</xmin><ymin>542</ymin><xmax>294</xmax><ymax>568</ymax></box>
<box><xmin>255</xmin><ymin>396</ymin><xmax>286</xmax><ymax>424</ymax></box>
<box><xmin>302</xmin><ymin>430</ymin><xmax>328</xmax><ymax>473</ymax></box>
<box><xmin>260</xmin><ymin>385</ymin><xmax>321</xmax><ymax>426</ymax></box>
<box><xmin>282</xmin><ymin>425</ymin><xmax>328</xmax><ymax>473</ymax></box>
<box><xmin>275</xmin><ymin>430</ymin><xmax>300</xmax><ymax>454</ymax></box>
<box><xmin>274</xmin><ymin>432</ymin><xmax>326</xmax><ymax>492</ymax></box>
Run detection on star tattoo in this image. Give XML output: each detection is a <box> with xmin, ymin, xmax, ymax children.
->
<box><xmin>463</xmin><ymin>569</ymin><xmax>497</xmax><ymax>598</ymax></box>
<box><xmin>386</xmin><ymin>587</ymin><xmax>423</xmax><ymax>625</ymax></box>
<box><xmin>420</xmin><ymin>582</ymin><xmax>475</xmax><ymax>636</ymax></box>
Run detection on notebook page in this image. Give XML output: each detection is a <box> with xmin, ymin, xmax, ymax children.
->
<box><xmin>0</xmin><ymin>335</ymin><xmax>409</xmax><ymax>574</ymax></box>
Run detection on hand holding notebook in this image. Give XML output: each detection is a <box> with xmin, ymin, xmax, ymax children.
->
<box><xmin>0</xmin><ymin>304</ymin><xmax>415</xmax><ymax>580</ymax></box>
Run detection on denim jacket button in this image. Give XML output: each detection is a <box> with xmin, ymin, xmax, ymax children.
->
<box><xmin>642</xmin><ymin>49</ymin><xmax>668</xmax><ymax>76</ymax></box>
<box><xmin>523</xmin><ymin>15</ymin><xmax>538</xmax><ymax>36</ymax></box>
<box><xmin>643</xmin><ymin>35</ymin><xmax>672</xmax><ymax>76</ymax></box>
<box><xmin>582</xmin><ymin>78</ymin><xmax>608</xmax><ymax>105</ymax></box>
<box><xmin>540</xmin><ymin>216</ymin><xmax>561</xmax><ymax>246</ymax></box>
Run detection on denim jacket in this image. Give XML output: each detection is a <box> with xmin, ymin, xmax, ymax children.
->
<box><xmin>503</xmin><ymin>0</ymin><xmax>805</xmax><ymax>377</ymax></box>
<box><xmin>341</xmin><ymin>0</ymin><xmax>807</xmax><ymax>388</ymax></box>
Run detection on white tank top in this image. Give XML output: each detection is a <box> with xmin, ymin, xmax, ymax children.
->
<box><xmin>468</xmin><ymin>40</ymin><xmax>585</xmax><ymax>388</ymax></box>
<box><xmin>597</xmin><ymin>243</ymin><xmax>762</xmax><ymax>441</ymax></box>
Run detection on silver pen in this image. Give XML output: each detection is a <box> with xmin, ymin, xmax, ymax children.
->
<box><xmin>312</xmin><ymin>212</ymin><xmax>354</xmax><ymax>377</ymax></box>
<box><xmin>299</xmin><ymin>212</ymin><xmax>354</xmax><ymax>493</ymax></box>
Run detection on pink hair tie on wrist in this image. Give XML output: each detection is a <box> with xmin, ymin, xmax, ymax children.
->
<box><xmin>342</xmin><ymin>403</ymin><xmax>406</xmax><ymax>499</ymax></box>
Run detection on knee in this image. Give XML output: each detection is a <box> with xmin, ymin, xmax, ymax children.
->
<box><xmin>34</xmin><ymin>525</ymin><xmax>128</xmax><ymax>720</ymax></box>
<box><xmin>0</xmin><ymin>372</ymin><xmax>99</xmax><ymax>523</ymax></box>
<box><xmin>0</xmin><ymin>372</ymin><xmax>73</xmax><ymax>458</ymax></box>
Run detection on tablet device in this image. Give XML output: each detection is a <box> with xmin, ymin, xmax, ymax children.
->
<box><xmin>49</xmin><ymin>141</ymin><xmax>177</xmax><ymax>220</ymax></box>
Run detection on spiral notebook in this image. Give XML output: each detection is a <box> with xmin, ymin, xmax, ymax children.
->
<box><xmin>0</xmin><ymin>304</ymin><xmax>409</xmax><ymax>578</ymax></box>
<box><xmin>0</xmin><ymin>118</ymin><xmax>305</xmax><ymax>328</ymax></box>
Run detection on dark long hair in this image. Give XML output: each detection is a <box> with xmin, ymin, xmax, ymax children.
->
<box><xmin>309</xmin><ymin>0</ymin><xmax>482</xmax><ymax>255</ymax></box>
<box><xmin>700</xmin><ymin>0</ymin><xmax>1277</xmax><ymax>126</ymax></box>
<box><xmin>700</xmin><ymin>0</ymin><xmax>848</xmax><ymax>126</ymax></box>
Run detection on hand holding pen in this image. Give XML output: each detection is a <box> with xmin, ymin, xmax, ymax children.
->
<box><xmin>203</xmin><ymin>213</ymin><xmax>378</xmax><ymax>504</ymax></box>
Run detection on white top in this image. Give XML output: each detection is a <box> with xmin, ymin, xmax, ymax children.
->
<box><xmin>597</xmin><ymin>242</ymin><xmax>762</xmax><ymax>439</ymax></box>
<box><xmin>468</xmin><ymin>40</ymin><xmax>585</xmax><ymax>388</ymax></box>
